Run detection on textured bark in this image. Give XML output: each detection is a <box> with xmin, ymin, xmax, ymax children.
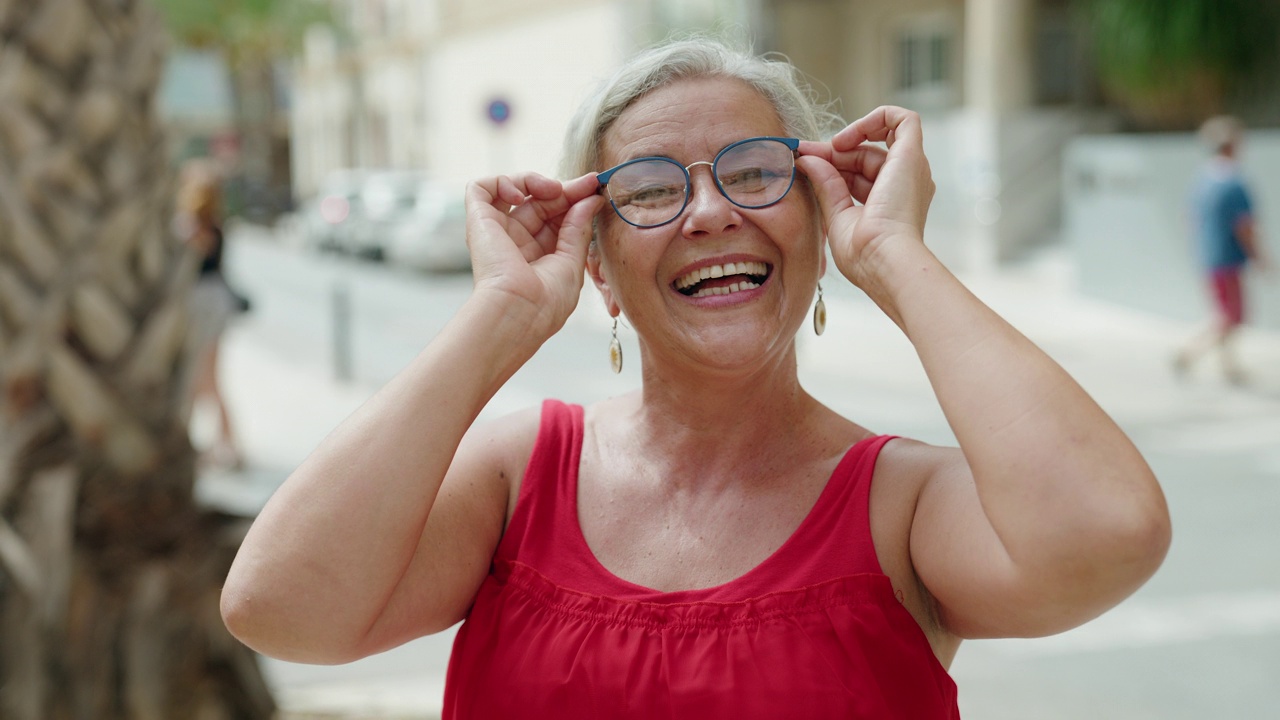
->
<box><xmin>0</xmin><ymin>0</ymin><xmax>275</xmax><ymax>717</ymax></box>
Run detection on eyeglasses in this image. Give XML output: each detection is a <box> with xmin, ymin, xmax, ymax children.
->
<box><xmin>596</xmin><ymin>136</ymin><xmax>800</xmax><ymax>228</ymax></box>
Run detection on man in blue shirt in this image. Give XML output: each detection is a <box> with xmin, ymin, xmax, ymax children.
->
<box><xmin>1174</xmin><ymin>116</ymin><xmax>1269</xmax><ymax>384</ymax></box>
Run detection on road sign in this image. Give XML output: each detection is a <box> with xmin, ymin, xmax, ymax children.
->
<box><xmin>486</xmin><ymin>98</ymin><xmax>512</xmax><ymax>126</ymax></box>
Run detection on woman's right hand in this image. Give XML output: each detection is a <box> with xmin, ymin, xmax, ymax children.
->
<box><xmin>465</xmin><ymin>172</ymin><xmax>605</xmax><ymax>339</ymax></box>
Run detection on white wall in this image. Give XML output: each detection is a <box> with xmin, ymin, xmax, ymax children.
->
<box><xmin>915</xmin><ymin>108</ymin><xmax>1108</xmax><ymax>272</ymax></box>
<box><xmin>423</xmin><ymin>3</ymin><xmax>627</xmax><ymax>198</ymax></box>
<box><xmin>1064</xmin><ymin>131</ymin><xmax>1280</xmax><ymax>331</ymax></box>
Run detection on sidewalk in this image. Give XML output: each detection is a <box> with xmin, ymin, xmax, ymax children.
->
<box><xmin>196</xmin><ymin>247</ymin><xmax>1280</xmax><ymax>720</ymax></box>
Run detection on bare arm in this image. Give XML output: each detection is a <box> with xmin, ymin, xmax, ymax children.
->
<box><xmin>220</xmin><ymin>173</ymin><xmax>604</xmax><ymax>663</ymax></box>
<box><xmin>798</xmin><ymin>108</ymin><xmax>1171</xmax><ymax>639</ymax></box>
<box><xmin>1237</xmin><ymin>215</ymin><xmax>1270</xmax><ymax>270</ymax></box>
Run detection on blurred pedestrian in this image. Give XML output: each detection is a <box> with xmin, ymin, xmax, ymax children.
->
<box><xmin>1174</xmin><ymin>115</ymin><xmax>1271</xmax><ymax>384</ymax></box>
<box><xmin>179</xmin><ymin>160</ymin><xmax>247</xmax><ymax>469</ymax></box>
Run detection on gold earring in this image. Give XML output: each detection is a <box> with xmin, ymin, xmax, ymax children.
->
<box><xmin>813</xmin><ymin>283</ymin><xmax>826</xmax><ymax>336</ymax></box>
<box><xmin>609</xmin><ymin>318</ymin><xmax>623</xmax><ymax>373</ymax></box>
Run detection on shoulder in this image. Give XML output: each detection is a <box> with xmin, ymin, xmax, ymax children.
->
<box><xmin>462</xmin><ymin>403</ymin><xmax>546</xmax><ymax>462</ymax></box>
<box><xmin>872</xmin><ymin>437</ymin><xmax>964</xmax><ymax>496</ymax></box>
<box><xmin>450</xmin><ymin>403</ymin><xmax>547</xmax><ymax>519</ymax></box>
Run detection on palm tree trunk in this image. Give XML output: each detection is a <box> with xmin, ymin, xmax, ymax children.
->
<box><xmin>0</xmin><ymin>0</ymin><xmax>274</xmax><ymax>717</ymax></box>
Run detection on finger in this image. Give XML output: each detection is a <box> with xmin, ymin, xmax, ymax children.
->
<box><xmin>830</xmin><ymin>123</ymin><xmax>868</xmax><ymax>153</ymax></box>
<box><xmin>496</xmin><ymin>175</ymin><xmax>527</xmax><ymax>207</ymax></box>
<box><xmin>829</xmin><ymin>145</ymin><xmax>888</xmax><ymax>182</ymax></box>
<box><xmin>510</xmin><ymin>186</ymin><xmax>575</xmax><ymax>244</ymax></box>
<box><xmin>466</xmin><ymin>177</ymin><xmax>513</xmax><ymax>216</ymax></box>
<box><xmin>849</xmin><ymin>105</ymin><xmax>923</xmax><ymax>152</ymax></box>
<box><xmin>562</xmin><ymin>172</ymin><xmax>601</xmax><ymax>204</ymax></box>
<box><xmin>797</xmin><ymin>140</ymin><xmax>833</xmax><ymax>162</ymax></box>
<box><xmin>552</xmin><ymin>194</ymin><xmax>606</xmax><ymax>271</ymax></box>
<box><xmin>848</xmin><ymin>174</ymin><xmax>874</xmax><ymax>205</ymax></box>
<box><xmin>836</xmin><ymin>171</ymin><xmax>874</xmax><ymax>204</ymax></box>
<box><xmin>465</xmin><ymin>177</ymin><xmax>544</xmax><ymax>263</ymax></box>
<box><xmin>521</xmin><ymin>172</ymin><xmax>562</xmax><ymax>201</ymax></box>
<box><xmin>795</xmin><ymin>155</ymin><xmax>860</xmax><ymax>230</ymax></box>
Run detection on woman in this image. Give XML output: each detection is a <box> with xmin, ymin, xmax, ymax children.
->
<box><xmin>179</xmin><ymin>164</ymin><xmax>245</xmax><ymax>469</ymax></box>
<box><xmin>222</xmin><ymin>39</ymin><xmax>1170</xmax><ymax>717</ymax></box>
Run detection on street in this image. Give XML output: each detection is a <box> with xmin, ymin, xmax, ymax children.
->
<box><xmin>207</xmin><ymin>224</ymin><xmax>1280</xmax><ymax>719</ymax></box>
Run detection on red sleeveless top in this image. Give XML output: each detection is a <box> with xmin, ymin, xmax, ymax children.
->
<box><xmin>442</xmin><ymin>400</ymin><xmax>959</xmax><ymax>718</ymax></box>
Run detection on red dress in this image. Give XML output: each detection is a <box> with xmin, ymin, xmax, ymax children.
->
<box><xmin>443</xmin><ymin>400</ymin><xmax>959</xmax><ymax>718</ymax></box>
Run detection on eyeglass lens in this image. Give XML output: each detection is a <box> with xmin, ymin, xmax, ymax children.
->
<box><xmin>606</xmin><ymin>138</ymin><xmax>795</xmax><ymax>227</ymax></box>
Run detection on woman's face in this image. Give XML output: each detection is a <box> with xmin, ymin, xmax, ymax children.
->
<box><xmin>590</xmin><ymin>76</ymin><xmax>823</xmax><ymax>373</ymax></box>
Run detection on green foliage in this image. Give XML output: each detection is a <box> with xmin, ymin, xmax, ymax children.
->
<box><xmin>1076</xmin><ymin>0</ymin><xmax>1280</xmax><ymax>96</ymax></box>
<box><xmin>152</xmin><ymin>0</ymin><xmax>333</xmax><ymax>60</ymax></box>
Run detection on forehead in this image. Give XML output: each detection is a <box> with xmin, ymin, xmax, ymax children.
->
<box><xmin>600</xmin><ymin>77</ymin><xmax>786</xmax><ymax>167</ymax></box>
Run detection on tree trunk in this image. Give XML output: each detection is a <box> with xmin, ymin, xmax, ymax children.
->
<box><xmin>0</xmin><ymin>0</ymin><xmax>275</xmax><ymax>717</ymax></box>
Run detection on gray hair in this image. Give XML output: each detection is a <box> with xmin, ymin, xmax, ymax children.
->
<box><xmin>560</xmin><ymin>36</ymin><xmax>843</xmax><ymax>180</ymax></box>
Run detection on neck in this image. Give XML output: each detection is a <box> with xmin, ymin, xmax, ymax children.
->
<box><xmin>624</xmin><ymin>341</ymin><xmax>821</xmax><ymax>482</ymax></box>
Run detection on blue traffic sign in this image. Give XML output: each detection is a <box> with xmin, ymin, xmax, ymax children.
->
<box><xmin>486</xmin><ymin>98</ymin><xmax>512</xmax><ymax>126</ymax></box>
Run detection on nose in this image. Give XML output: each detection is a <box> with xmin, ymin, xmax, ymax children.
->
<box><xmin>681</xmin><ymin>163</ymin><xmax>741</xmax><ymax>238</ymax></box>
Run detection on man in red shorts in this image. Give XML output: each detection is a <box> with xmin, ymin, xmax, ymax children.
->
<box><xmin>1174</xmin><ymin>116</ymin><xmax>1270</xmax><ymax>384</ymax></box>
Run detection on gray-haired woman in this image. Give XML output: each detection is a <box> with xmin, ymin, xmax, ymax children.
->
<box><xmin>222</xmin><ymin>38</ymin><xmax>1170</xmax><ymax>717</ymax></box>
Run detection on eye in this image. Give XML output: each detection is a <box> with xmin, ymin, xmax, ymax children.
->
<box><xmin>721</xmin><ymin>167</ymin><xmax>766</xmax><ymax>188</ymax></box>
<box><xmin>619</xmin><ymin>183</ymin><xmax>683</xmax><ymax>208</ymax></box>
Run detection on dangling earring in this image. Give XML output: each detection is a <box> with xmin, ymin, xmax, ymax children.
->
<box><xmin>813</xmin><ymin>283</ymin><xmax>827</xmax><ymax>336</ymax></box>
<box><xmin>609</xmin><ymin>317</ymin><xmax>623</xmax><ymax>373</ymax></box>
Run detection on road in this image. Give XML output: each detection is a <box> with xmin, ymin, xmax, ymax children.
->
<box><xmin>208</xmin><ymin>224</ymin><xmax>1280</xmax><ymax>719</ymax></box>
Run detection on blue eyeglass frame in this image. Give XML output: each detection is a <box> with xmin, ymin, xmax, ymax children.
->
<box><xmin>595</xmin><ymin>136</ymin><xmax>801</xmax><ymax>228</ymax></box>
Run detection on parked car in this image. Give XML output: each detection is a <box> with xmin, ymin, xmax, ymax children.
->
<box><xmin>360</xmin><ymin>175</ymin><xmax>470</xmax><ymax>273</ymax></box>
<box><xmin>348</xmin><ymin>171</ymin><xmax>428</xmax><ymax>261</ymax></box>
<box><xmin>298</xmin><ymin>170</ymin><xmax>469</xmax><ymax>272</ymax></box>
<box><xmin>383</xmin><ymin>194</ymin><xmax>469</xmax><ymax>273</ymax></box>
<box><xmin>299</xmin><ymin>170</ymin><xmax>368</xmax><ymax>253</ymax></box>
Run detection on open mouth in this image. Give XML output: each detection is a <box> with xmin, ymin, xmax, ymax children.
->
<box><xmin>673</xmin><ymin>261</ymin><xmax>772</xmax><ymax>298</ymax></box>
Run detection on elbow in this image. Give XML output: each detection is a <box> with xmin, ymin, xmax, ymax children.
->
<box><xmin>219</xmin><ymin>582</ymin><xmax>278</xmax><ymax>659</ymax></box>
<box><xmin>220</xmin><ymin>581</ymin><xmax>365</xmax><ymax>666</ymax></box>
<box><xmin>1122</xmin><ymin>493</ymin><xmax>1173</xmax><ymax>581</ymax></box>
<box><xmin>219</xmin><ymin>584</ymin><xmax>291</xmax><ymax>660</ymax></box>
<box><xmin>219</xmin><ymin>584</ymin><xmax>259</xmax><ymax>649</ymax></box>
<box><xmin>1090</xmin><ymin>476</ymin><xmax>1172</xmax><ymax>591</ymax></box>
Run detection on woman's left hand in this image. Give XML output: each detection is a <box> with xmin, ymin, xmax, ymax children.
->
<box><xmin>796</xmin><ymin>106</ymin><xmax>936</xmax><ymax>289</ymax></box>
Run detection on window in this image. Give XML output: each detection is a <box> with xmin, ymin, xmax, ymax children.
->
<box><xmin>892</xmin><ymin>16</ymin><xmax>957</xmax><ymax>109</ymax></box>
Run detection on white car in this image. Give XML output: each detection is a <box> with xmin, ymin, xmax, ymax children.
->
<box><xmin>371</xmin><ymin>179</ymin><xmax>470</xmax><ymax>273</ymax></box>
<box><xmin>299</xmin><ymin>170</ymin><xmax>368</xmax><ymax>254</ymax></box>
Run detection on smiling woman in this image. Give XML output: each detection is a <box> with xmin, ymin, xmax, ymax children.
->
<box><xmin>221</xmin><ymin>36</ymin><xmax>1173</xmax><ymax>719</ymax></box>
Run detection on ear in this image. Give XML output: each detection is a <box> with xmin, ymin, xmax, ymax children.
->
<box><xmin>586</xmin><ymin>242</ymin><xmax>621</xmax><ymax>318</ymax></box>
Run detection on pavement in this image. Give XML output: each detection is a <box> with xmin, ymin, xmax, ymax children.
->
<box><xmin>195</xmin><ymin>234</ymin><xmax>1280</xmax><ymax>720</ymax></box>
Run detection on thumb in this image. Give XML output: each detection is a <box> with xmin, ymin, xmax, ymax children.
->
<box><xmin>796</xmin><ymin>155</ymin><xmax>861</xmax><ymax>234</ymax></box>
<box><xmin>555</xmin><ymin>194</ymin><xmax>605</xmax><ymax>270</ymax></box>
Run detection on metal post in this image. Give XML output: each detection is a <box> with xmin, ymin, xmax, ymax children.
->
<box><xmin>332</xmin><ymin>283</ymin><xmax>353</xmax><ymax>382</ymax></box>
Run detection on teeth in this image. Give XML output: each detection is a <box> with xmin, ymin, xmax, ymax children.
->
<box><xmin>676</xmin><ymin>261</ymin><xmax>768</xmax><ymax>290</ymax></box>
<box><xmin>690</xmin><ymin>279</ymin><xmax>760</xmax><ymax>298</ymax></box>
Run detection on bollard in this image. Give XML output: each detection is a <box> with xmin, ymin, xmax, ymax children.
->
<box><xmin>332</xmin><ymin>283</ymin><xmax>353</xmax><ymax>382</ymax></box>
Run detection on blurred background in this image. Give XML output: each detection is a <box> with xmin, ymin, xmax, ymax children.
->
<box><xmin>156</xmin><ymin>0</ymin><xmax>1280</xmax><ymax>326</ymax></box>
<box><xmin>2</xmin><ymin>0</ymin><xmax>1279</xmax><ymax>718</ymax></box>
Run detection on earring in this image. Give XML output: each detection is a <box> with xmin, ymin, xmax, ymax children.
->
<box><xmin>813</xmin><ymin>283</ymin><xmax>826</xmax><ymax>336</ymax></box>
<box><xmin>609</xmin><ymin>318</ymin><xmax>623</xmax><ymax>373</ymax></box>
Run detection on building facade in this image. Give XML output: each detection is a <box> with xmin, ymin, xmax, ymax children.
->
<box><xmin>770</xmin><ymin>0</ymin><xmax>1114</xmax><ymax>270</ymax></box>
<box><xmin>290</xmin><ymin>0</ymin><xmax>775</xmax><ymax>199</ymax></box>
<box><xmin>291</xmin><ymin>0</ymin><xmax>1113</xmax><ymax>270</ymax></box>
